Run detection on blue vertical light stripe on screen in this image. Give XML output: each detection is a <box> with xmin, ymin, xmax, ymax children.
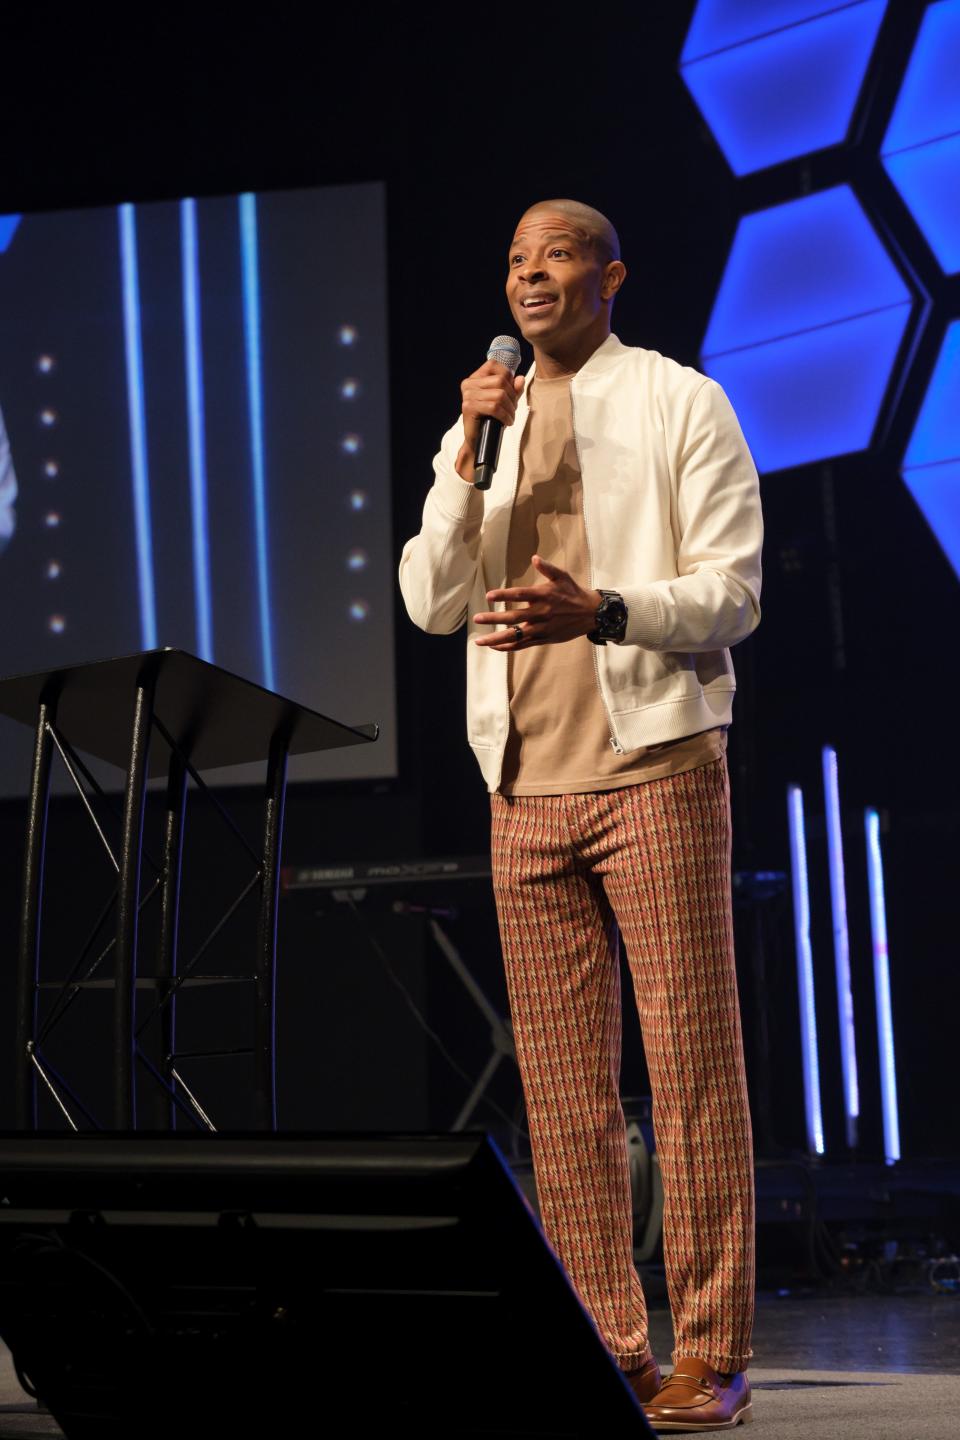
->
<box><xmin>787</xmin><ymin>784</ymin><xmax>825</xmax><ymax>1157</ymax></box>
<box><xmin>180</xmin><ymin>199</ymin><xmax>213</xmax><ymax>663</ymax></box>
<box><xmin>118</xmin><ymin>204</ymin><xmax>157</xmax><ymax>650</ymax></box>
<box><xmin>822</xmin><ymin>746</ymin><xmax>860</xmax><ymax>1147</ymax></box>
<box><xmin>239</xmin><ymin>193</ymin><xmax>275</xmax><ymax>691</ymax></box>
<box><xmin>865</xmin><ymin>808</ymin><xmax>901</xmax><ymax>1165</ymax></box>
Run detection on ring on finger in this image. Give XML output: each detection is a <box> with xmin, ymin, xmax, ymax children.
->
<box><xmin>513</xmin><ymin>623</ymin><xmax>523</xmax><ymax>642</ymax></box>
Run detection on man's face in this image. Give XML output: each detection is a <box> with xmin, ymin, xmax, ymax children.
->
<box><xmin>505</xmin><ymin>210</ymin><xmax>609</xmax><ymax>350</ymax></box>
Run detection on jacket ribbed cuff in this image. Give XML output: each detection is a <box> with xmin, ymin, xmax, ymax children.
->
<box><xmin>432</xmin><ymin>465</ymin><xmax>484</xmax><ymax>523</ymax></box>
<box><xmin>619</xmin><ymin>586</ymin><xmax>663</xmax><ymax>648</ymax></box>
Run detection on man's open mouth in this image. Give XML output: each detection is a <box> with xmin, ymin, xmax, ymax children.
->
<box><xmin>521</xmin><ymin>294</ymin><xmax>558</xmax><ymax>310</ymax></box>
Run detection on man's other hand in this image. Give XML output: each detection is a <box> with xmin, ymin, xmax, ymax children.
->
<box><xmin>472</xmin><ymin>555</ymin><xmax>601</xmax><ymax>649</ymax></box>
<box><xmin>456</xmin><ymin>361</ymin><xmax>525</xmax><ymax>483</ymax></box>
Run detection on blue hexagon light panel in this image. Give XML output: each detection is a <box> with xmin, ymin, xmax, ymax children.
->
<box><xmin>902</xmin><ymin>321</ymin><xmax>960</xmax><ymax>577</ymax></box>
<box><xmin>701</xmin><ymin>186</ymin><xmax>913</xmax><ymax>474</ymax></box>
<box><xmin>0</xmin><ymin>215</ymin><xmax>21</xmax><ymax>253</ymax></box>
<box><xmin>881</xmin><ymin>0</ymin><xmax>960</xmax><ymax>275</ymax></box>
<box><xmin>681</xmin><ymin>1</ymin><xmax>889</xmax><ymax>176</ymax></box>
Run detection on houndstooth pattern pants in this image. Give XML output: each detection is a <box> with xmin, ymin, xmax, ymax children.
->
<box><xmin>490</xmin><ymin>756</ymin><xmax>755</xmax><ymax>1373</ymax></box>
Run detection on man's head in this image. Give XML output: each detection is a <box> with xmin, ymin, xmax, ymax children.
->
<box><xmin>506</xmin><ymin>200</ymin><xmax>626</xmax><ymax>367</ymax></box>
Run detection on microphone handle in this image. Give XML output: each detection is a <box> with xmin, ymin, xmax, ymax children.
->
<box><xmin>473</xmin><ymin>415</ymin><xmax>504</xmax><ymax>492</ymax></box>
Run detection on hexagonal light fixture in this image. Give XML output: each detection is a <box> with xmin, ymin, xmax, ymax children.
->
<box><xmin>681</xmin><ymin>0</ymin><xmax>889</xmax><ymax>176</ymax></box>
<box><xmin>881</xmin><ymin>0</ymin><xmax>960</xmax><ymax>275</ymax></box>
<box><xmin>902</xmin><ymin>320</ymin><xmax>960</xmax><ymax>577</ymax></box>
<box><xmin>0</xmin><ymin>215</ymin><xmax>21</xmax><ymax>253</ymax></box>
<box><xmin>701</xmin><ymin>186</ymin><xmax>913</xmax><ymax>474</ymax></box>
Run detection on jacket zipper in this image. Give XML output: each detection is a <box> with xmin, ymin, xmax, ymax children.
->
<box><xmin>570</xmin><ymin>382</ymin><xmax>624</xmax><ymax>754</ymax></box>
<box><xmin>496</xmin><ymin>399</ymin><xmax>531</xmax><ymax>789</ymax></box>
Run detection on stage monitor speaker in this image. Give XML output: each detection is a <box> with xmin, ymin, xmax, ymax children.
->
<box><xmin>0</xmin><ymin>1133</ymin><xmax>652</xmax><ymax>1438</ymax></box>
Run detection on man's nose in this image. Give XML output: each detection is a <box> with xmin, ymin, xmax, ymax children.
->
<box><xmin>520</xmin><ymin>263</ymin><xmax>547</xmax><ymax>283</ymax></box>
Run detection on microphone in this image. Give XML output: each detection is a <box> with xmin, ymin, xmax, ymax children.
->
<box><xmin>474</xmin><ymin>335</ymin><xmax>522</xmax><ymax>492</ymax></box>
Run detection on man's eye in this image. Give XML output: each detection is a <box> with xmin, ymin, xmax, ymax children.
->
<box><xmin>510</xmin><ymin>254</ymin><xmax>524</xmax><ymax>266</ymax></box>
<box><xmin>550</xmin><ymin>248</ymin><xmax>569</xmax><ymax>258</ymax></box>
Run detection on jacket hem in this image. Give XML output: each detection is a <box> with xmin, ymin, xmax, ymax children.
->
<box><xmin>471</xmin><ymin>689</ymin><xmax>736</xmax><ymax>791</ymax></box>
<box><xmin>611</xmin><ymin>689</ymin><xmax>734</xmax><ymax>751</ymax></box>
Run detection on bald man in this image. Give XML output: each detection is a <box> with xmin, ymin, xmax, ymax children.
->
<box><xmin>400</xmin><ymin>200</ymin><xmax>763</xmax><ymax>1432</ymax></box>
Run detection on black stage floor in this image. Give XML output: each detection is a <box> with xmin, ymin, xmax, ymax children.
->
<box><xmin>2</xmin><ymin>1289</ymin><xmax>958</xmax><ymax>1438</ymax></box>
<box><xmin>2</xmin><ymin>1152</ymin><xmax>957</xmax><ymax>1436</ymax></box>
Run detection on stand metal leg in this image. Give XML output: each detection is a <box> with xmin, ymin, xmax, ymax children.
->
<box><xmin>115</xmin><ymin>680</ymin><xmax>154</xmax><ymax>1129</ymax></box>
<box><xmin>255</xmin><ymin>730</ymin><xmax>288</xmax><ymax>1130</ymax></box>
<box><xmin>155</xmin><ymin>750</ymin><xmax>187</xmax><ymax>1129</ymax></box>
<box><xmin>453</xmin><ymin>1051</ymin><xmax>506</xmax><ymax>1133</ymax></box>
<box><xmin>428</xmin><ymin>917</ymin><xmax>517</xmax><ymax>1132</ymax></box>
<box><xmin>15</xmin><ymin>699</ymin><xmax>56</xmax><ymax>1129</ymax></box>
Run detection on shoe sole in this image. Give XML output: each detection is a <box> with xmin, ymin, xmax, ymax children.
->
<box><xmin>644</xmin><ymin>1401</ymin><xmax>753</xmax><ymax>1431</ymax></box>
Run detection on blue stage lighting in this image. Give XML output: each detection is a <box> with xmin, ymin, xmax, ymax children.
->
<box><xmin>702</xmin><ymin>186</ymin><xmax>913</xmax><ymax>473</ymax></box>
<box><xmin>786</xmin><ymin>784</ymin><xmax>825</xmax><ymax>1157</ymax></box>
<box><xmin>681</xmin><ymin>1</ymin><xmax>888</xmax><ymax>176</ymax></box>
<box><xmin>865</xmin><ymin>808</ymin><xmax>901</xmax><ymax>1166</ymax></box>
<box><xmin>822</xmin><ymin>746</ymin><xmax>859</xmax><ymax>1150</ymax></box>
<box><xmin>881</xmin><ymin>0</ymin><xmax>960</xmax><ymax>274</ymax></box>
<box><xmin>902</xmin><ymin>319</ymin><xmax>960</xmax><ymax>577</ymax></box>
<box><xmin>0</xmin><ymin>215</ymin><xmax>21</xmax><ymax>252</ymax></box>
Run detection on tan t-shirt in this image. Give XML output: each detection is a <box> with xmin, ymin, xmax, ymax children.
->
<box><xmin>498</xmin><ymin>373</ymin><xmax>725</xmax><ymax>796</ymax></box>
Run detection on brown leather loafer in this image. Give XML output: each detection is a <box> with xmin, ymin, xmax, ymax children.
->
<box><xmin>642</xmin><ymin>1356</ymin><xmax>752</xmax><ymax>1431</ymax></box>
<box><xmin>624</xmin><ymin>1353</ymin><xmax>662</xmax><ymax>1405</ymax></box>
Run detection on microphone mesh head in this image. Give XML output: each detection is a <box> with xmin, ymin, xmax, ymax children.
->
<box><xmin>487</xmin><ymin>335</ymin><xmax>522</xmax><ymax>374</ymax></box>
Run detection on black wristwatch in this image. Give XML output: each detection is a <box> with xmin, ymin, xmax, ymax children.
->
<box><xmin>588</xmin><ymin>589</ymin><xmax>628</xmax><ymax>645</ymax></box>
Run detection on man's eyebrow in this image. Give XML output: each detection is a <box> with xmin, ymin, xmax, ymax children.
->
<box><xmin>509</xmin><ymin>230</ymin><xmax>586</xmax><ymax>251</ymax></box>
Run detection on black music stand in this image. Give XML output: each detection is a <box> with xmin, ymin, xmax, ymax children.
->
<box><xmin>0</xmin><ymin>648</ymin><xmax>377</xmax><ymax>1134</ymax></box>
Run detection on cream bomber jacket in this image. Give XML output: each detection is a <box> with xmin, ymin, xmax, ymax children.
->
<box><xmin>399</xmin><ymin>334</ymin><xmax>763</xmax><ymax>792</ymax></box>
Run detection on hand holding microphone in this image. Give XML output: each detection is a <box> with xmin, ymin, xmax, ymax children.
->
<box><xmin>456</xmin><ymin>335</ymin><xmax>523</xmax><ymax>489</ymax></box>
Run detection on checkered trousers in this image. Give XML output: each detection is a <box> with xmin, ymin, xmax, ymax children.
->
<box><xmin>490</xmin><ymin>756</ymin><xmax>755</xmax><ymax>1373</ymax></box>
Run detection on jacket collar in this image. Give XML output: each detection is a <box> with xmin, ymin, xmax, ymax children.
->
<box><xmin>521</xmin><ymin>332</ymin><xmax>627</xmax><ymax>396</ymax></box>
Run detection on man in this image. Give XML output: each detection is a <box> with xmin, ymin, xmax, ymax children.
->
<box><xmin>399</xmin><ymin>199</ymin><xmax>762</xmax><ymax>1432</ymax></box>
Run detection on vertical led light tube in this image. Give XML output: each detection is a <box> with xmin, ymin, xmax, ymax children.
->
<box><xmin>865</xmin><ymin>808</ymin><xmax>901</xmax><ymax>1164</ymax></box>
<box><xmin>180</xmin><ymin>198</ymin><xmax>213</xmax><ymax>663</ymax></box>
<box><xmin>787</xmin><ymin>784</ymin><xmax>825</xmax><ymax>1156</ymax></box>
<box><xmin>822</xmin><ymin>745</ymin><xmax>859</xmax><ymax>1148</ymax></box>
<box><xmin>239</xmin><ymin>193</ymin><xmax>275</xmax><ymax>692</ymax></box>
<box><xmin>118</xmin><ymin>204</ymin><xmax>158</xmax><ymax>650</ymax></box>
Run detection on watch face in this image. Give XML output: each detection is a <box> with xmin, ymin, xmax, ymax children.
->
<box><xmin>599</xmin><ymin>596</ymin><xmax>627</xmax><ymax>634</ymax></box>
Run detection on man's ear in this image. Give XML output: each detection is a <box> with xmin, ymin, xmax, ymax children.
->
<box><xmin>601</xmin><ymin>261</ymin><xmax>627</xmax><ymax>301</ymax></box>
